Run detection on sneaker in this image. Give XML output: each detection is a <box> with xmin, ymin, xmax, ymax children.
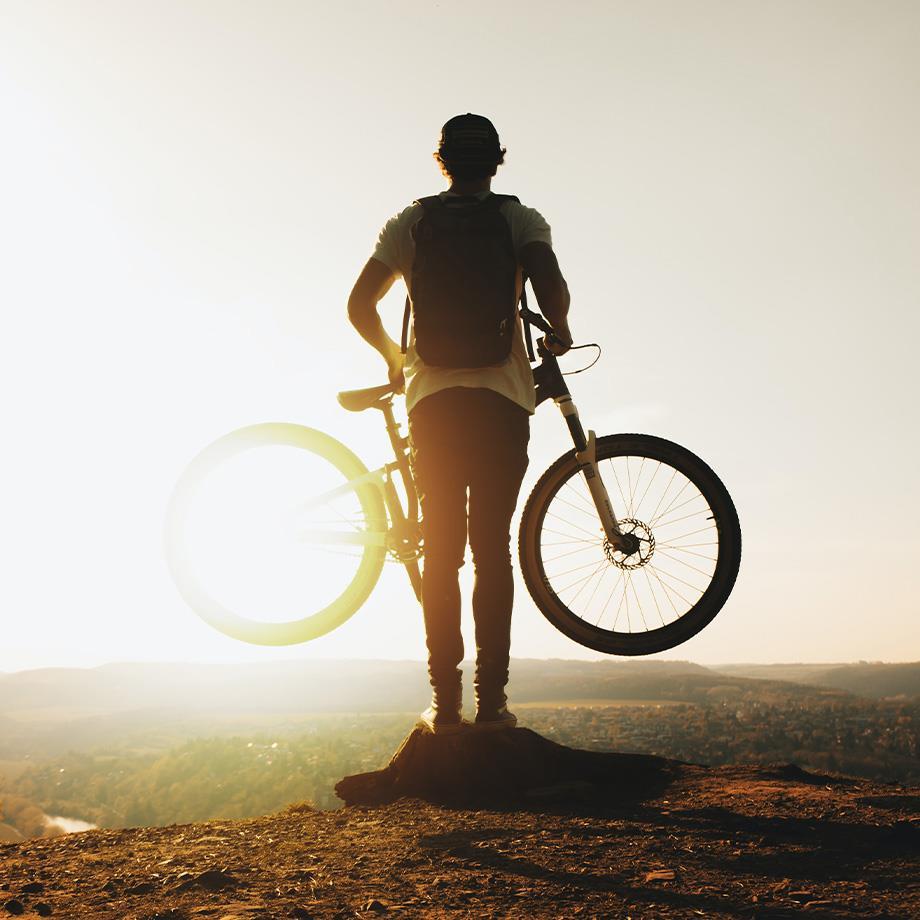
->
<box><xmin>418</xmin><ymin>705</ymin><xmax>468</xmax><ymax>736</ymax></box>
<box><xmin>474</xmin><ymin>704</ymin><xmax>518</xmax><ymax>731</ymax></box>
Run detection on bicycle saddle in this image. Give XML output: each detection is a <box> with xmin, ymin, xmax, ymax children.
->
<box><xmin>336</xmin><ymin>383</ymin><xmax>395</xmax><ymax>412</ymax></box>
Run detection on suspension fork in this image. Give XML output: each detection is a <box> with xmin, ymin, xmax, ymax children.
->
<box><xmin>555</xmin><ymin>395</ymin><xmax>629</xmax><ymax>550</ymax></box>
<box><xmin>534</xmin><ymin>352</ymin><xmax>629</xmax><ymax>551</ymax></box>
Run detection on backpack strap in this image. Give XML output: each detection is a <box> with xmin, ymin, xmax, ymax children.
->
<box><xmin>401</xmin><ymin>294</ymin><xmax>411</xmax><ymax>355</ymax></box>
<box><xmin>401</xmin><ymin>198</ymin><xmax>435</xmax><ymax>354</ymax></box>
<box><xmin>519</xmin><ymin>274</ymin><xmax>536</xmax><ymax>362</ymax></box>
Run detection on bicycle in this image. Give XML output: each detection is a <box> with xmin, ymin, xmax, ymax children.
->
<box><xmin>165</xmin><ymin>309</ymin><xmax>741</xmax><ymax>655</ymax></box>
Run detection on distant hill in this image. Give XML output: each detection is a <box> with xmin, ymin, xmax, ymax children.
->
<box><xmin>713</xmin><ymin>661</ymin><xmax>920</xmax><ymax>698</ymax></box>
<box><xmin>0</xmin><ymin>658</ymin><xmax>713</xmax><ymax>721</ymax></box>
<box><xmin>1</xmin><ymin>658</ymin><xmax>915</xmax><ymax>759</ymax></box>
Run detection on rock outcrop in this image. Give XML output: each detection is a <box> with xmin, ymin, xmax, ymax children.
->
<box><xmin>335</xmin><ymin>725</ymin><xmax>682</xmax><ymax>807</ymax></box>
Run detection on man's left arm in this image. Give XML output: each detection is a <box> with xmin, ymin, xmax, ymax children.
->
<box><xmin>347</xmin><ymin>257</ymin><xmax>404</xmax><ymax>390</ymax></box>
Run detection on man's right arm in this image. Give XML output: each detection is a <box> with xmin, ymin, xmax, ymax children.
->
<box><xmin>520</xmin><ymin>241</ymin><xmax>573</xmax><ymax>354</ymax></box>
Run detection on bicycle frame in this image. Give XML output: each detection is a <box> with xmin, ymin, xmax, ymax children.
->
<box><xmin>305</xmin><ymin>350</ymin><xmax>633</xmax><ymax>560</ymax></box>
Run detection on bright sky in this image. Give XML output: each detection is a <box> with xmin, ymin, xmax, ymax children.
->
<box><xmin>2</xmin><ymin>0</ymin><xmax>918</xmax><ymax>672</ymax></box>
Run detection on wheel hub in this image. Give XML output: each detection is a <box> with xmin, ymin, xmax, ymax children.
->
<box><xmin>604</xmin><ymin>518</ymin><xmax>655</xmax><ymax>570</ymax></box>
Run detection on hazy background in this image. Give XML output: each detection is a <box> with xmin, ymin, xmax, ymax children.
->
<box><xmin>2</xmin><ymin>0</ymin><xmax>918</xmax><ymax>672</ymax></box>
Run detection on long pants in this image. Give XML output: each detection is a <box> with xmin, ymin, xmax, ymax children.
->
<box><xmin>408</xmin><ymin>387</ymin><xmax>530</xmax><ymax>704</ymax></box>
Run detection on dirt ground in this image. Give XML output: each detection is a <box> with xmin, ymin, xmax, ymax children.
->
<box><xmin>1</xmin><ymin>762</ymin><xmax>918</xmax><ymax>919</ymax></box>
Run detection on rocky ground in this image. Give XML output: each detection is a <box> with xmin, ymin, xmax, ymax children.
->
<box><xmin>1</xmin><ymin>732</ymin><xmax>918</xmax><ymax>919</ymax></box>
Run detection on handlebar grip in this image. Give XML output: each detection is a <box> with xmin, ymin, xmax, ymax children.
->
<box><xmin>536</xmin><ymin>331</ymin><xmax>567</xmax><ymax>358</ymax></box>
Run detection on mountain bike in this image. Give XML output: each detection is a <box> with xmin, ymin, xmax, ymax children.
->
<box><xmin>165</xmin><ymin>311</ymin><xmax>741</xmax><ymax>655</ymax></box>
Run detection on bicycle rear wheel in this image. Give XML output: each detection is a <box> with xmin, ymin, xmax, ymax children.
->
<box><xmin>519</xmin><ymin>434</ymin><xmax>741</xmax><ymax>655</ymax></box>
<box><xmin>165</xmin><ymin>423</ymin><xmax>387</xmax><ymax>645</ymax></box>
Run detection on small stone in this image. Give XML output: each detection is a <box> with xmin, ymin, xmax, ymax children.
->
<box><xmin>3</xmin><ymin>901</ymin><xmax>25</xmax><ymax>916</ymax></box>
<box><xmin>20</xmin><ymin>883</ymin><xmax>44</xmax><ymax>895</ymax></box>
<box><xmin>364</xmin><ymin>900</ymin><xmax>387</xmax><ymax>913</ymax></box>
<box><xmin>126</xmin><ymin>881</ymin><xmax>156</xmax><ymax>895</ymax></box>
<box><xmin>645</xmin><ymin>869</ymin><xmax>676</xmax><ymax>882</ymax></box>
<box><xmin>35</xmin><ymin>906</ymin><xmax>52</xmax><ymax>918</ymax></box>
<box><xmin>194</xmin><ymin>869</ymin><xmax>236</xmax><ymax>891</ymax></box>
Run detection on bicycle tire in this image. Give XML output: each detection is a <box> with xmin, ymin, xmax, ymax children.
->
<box><xmin>165</xmin><ymin>423</ymin><xmax>388</xmax><ymax>645</ymax></box>
<box><xmin>519</xmin><ymin>434</ymin><xmax>741</xmax><ymax>655</ymax></box>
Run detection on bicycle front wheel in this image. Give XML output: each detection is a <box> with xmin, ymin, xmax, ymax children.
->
<box><xmin>520</xmin><ymin>434</ymin><xmax>741</xmax><ymax>655</ymax></box>
<box><xmin>165</xmin><ymin>423</ymin><xmax>388</xmax><ymax>645</ymax></box>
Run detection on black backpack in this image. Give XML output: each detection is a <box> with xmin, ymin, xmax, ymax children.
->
<box><xmin>401</xmin><ymin>193</ymin><xmax>520</xmax><ymax>368</ymax></box>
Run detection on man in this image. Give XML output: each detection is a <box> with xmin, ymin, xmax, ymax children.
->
<box><xmin>347</xmin><ymin>114</ymin><xmax>572</xmax><ymax>734</ymax></box>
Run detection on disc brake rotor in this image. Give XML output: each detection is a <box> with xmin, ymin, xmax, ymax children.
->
<box><xmin>604</xmin><ymin>518</ymin><xmax>655</xmax><ymax>570</ymax></box>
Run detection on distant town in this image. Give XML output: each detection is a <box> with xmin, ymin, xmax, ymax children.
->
<box><xmin>1</xmin><ymin>659</ymin><xmax>917</xmax><ymax>839</ymax></box>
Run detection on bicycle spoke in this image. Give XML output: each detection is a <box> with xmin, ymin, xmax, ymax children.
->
<box><xmin>552</xmin><ymin>492</ymin><xmax>603</xmax><ymax>519</ymax></box>
<box><xmin>629</xmin><ymin>573</ymin><xmax>649</xmax><ymax>631</ymax></box>
<box><xmin>542</xmin><ymin>544</ymin><xmax>605</xmax><ymax>564</ymax></box>
<box><xmin>650</xmin><ymin>564</ymin><xmax>706</xmax><ymax>599</ymax></box>
<box><xmin>647</xmin><ymin>467</ymin><xmax>678</xmax><ymax>526</ymax></box>
<box><xmin>540</xmin><ymin>527</ymin><xmax>602</xmax><ymax>543</ymax></box>
<box><xmin>546</xmin><ymin>557</ymin><xmax>611</xmax><ymax>581</ymax></box>
<box><xmin>649</xmin><ymin>478</ymin><xmax>691</xmax><ymax>528</ymax></box>
<box><xmin>607</xmin><ymin>460</ymin><xmax>631</xmax><ymax>519</ymax></box>
<box><xmin>663</xmin><ymin>541</ymin><xmax>718</xmax><ymax>548</ymax></box>
<box><xmin>626</xmin><ymin>457</ymin><xmax>638</xmax><ymax>518</ymax></box>
<box><xmin>655</xmin><ymin>549</ymin><xmax>715</xmax><ymax>579</ymax></box>
<box><xmin>643</xmin><ymin>566</ymin><xmax>667</xmax><ymax>627</ymax></box>
<box><xmin>648</xmin><ymin>564</ymin><xmax>688</xmax><ymax>614</ymax></box>
<box><xmin>545</xmin><ymin>510</ymin><xmax>605</xmax><ymax>541</ymax></box>
<box><xmin>650</xmin><ymin>491</ymin><xmax>707</xmax><ymax>527</ymax></box>
<box><xmin>611</xmin><ymin>578</ymin><xmax>628</xmax><ymax>631</ymax></box>
<box><xmin>595</xmin><ymin>568</ymin><xmax>625</xmax><ymax>626</ymax></box>
<box><xmin>656</xmin><ymin>524</ymin><xmax>715</xmax><ymax>544</ymax></box>
<box><xmin>583</xmin><ymin>561</ymin><xmax>613</xmax><ymax>616</ymax></box>
<box><xmin>623</xmin><ymin>573</ymin><xmax>631</xmax><ymax>632</ymax></box>
<box><xmin>629</xmin><ymin>456</ymin><xmax>647</xmax><ymax>518</ymax></box>
<box><xmin>656</xmin><ymin>545</ymin><xmax>717</xmax><ymax>562</ymax></box>
<box><xmin>570</xmin><ymin>560</ymin><xmax>612</xmax><ymax>606</ymax></box>
<box><xmin>633</xmin><ymin>460</ymin><xmax>662</xmax><ymax>519</ymax></box>
<box><xmin>652</xmin><ymin>507</ymin><xmax>712</xmax><ymax>530</ymax></box>
<box><xmin>554</xmin><ymin>559</ymin><xmax>610</xmax><ymax>597</ymax></box>
<box><xmin>541</xmin><ymin>538</ymin><xmax>599</xmax><ymax>547</ymax></box>
<box><xmin>562</xmin><ymin>479</ymin><xmax>599</xmax><ymax>515</ymax></box>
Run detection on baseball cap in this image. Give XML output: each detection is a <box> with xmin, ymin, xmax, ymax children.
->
<box><xmin>437</xmin><ymin>113</ymin><xmax>502</xmax><ymax>163</ymax></box>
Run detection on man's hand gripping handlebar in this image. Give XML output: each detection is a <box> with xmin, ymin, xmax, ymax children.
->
<box><xmin>521</xmin><ymin>305</ymin><xmax>573</xmax><ymax>358</ymax></box>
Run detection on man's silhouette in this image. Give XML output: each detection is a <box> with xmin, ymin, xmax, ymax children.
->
<box><xmin>348</xmin><ymin>114</ymin><xmax>571</xmax><ymax>733</ymax></box>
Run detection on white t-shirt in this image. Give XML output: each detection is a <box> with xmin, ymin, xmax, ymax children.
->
<box><xmin>371</xmin><ymin>190</ymin><xmax>553</xmax><ymax>414</ymax></box>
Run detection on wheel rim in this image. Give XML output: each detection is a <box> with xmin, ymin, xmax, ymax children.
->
<box><xmin>534</xmin><ymin>448</ymin><xmax>724</xmax><ymax>638</ymax></box>
<box><xmin>165</xmin><ymin>424</ymin><xmax>387</xmax><ymax>646</ymax></box>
